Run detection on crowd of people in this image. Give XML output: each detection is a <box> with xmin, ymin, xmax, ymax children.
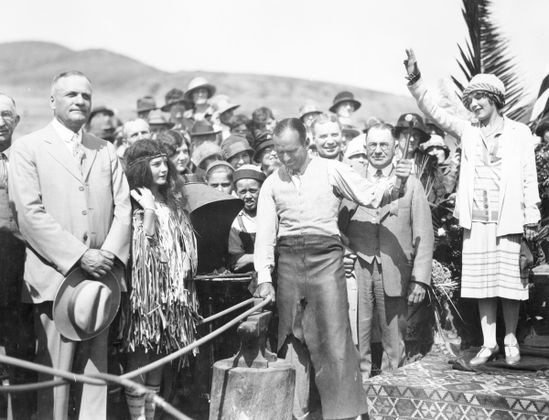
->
<box><xmin>0</xmin><ymin>47</ymin><xmax>542</xmax><ymax>420</ymax></box>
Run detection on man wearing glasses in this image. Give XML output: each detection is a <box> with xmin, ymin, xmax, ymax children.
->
<box><xmin>340</xmin><ymin>122</ymin><xmax>434</xmax><ymax>381</ymax></box>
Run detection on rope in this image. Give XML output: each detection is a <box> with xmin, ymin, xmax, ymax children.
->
<box><xmin>198</xmin><ymin>297</ymin><xmax>256</xmax><ymax>325</ymax></box>
<box><xmin>0</xmin><ymin>295</ymin><xmax>272</xmax><ymax>417</ymax></box>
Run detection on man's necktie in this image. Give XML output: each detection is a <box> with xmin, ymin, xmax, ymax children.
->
<box><xmin>375</xmin><ymin>169</ymin><xmax>383</xmax><ymax>180</ymax></box>
<box><xmin>0</xmin><ymin>154</ymin><xmax>8</xmax><ymax>189</ymax></box>
<box><xmin>71</xmin><ymin>135</ymin><xmax>85</xmax><ymax>173</ymax></box>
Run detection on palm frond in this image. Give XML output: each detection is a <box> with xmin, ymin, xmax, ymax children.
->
<box><xmin>453</xmin><ymin>0</ymin><xmax>527</xmax><ymax>121</ymax></box>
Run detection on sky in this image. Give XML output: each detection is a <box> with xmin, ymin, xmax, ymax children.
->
<box><xmin>1</xmin><ymin>0</ymin><xmax>548</xmax><ymax>101</ymax></box>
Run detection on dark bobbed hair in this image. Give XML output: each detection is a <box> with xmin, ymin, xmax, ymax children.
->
<box><xmin>273</xmin><ymin>118</ymin><xmax>308</xmax><ymax>145</ymax></box>
<box><xmin>462</xmin><ymin>90</ymin><xmax>504</xmax><ymax>111</ymax></box>
<box><xmin>125</xmin><ymin>139</ymin><xmax>186</xmax><ymax>211</ymax></box>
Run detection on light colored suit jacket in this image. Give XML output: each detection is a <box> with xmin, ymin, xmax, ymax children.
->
<box><xmin>409</xmin><ymin>78</ymin><xmax>540</xmax><ymax>236</ymax></box>
<box><xmin>8</xmin><ymin>122</ymin><xmax>131</xmax><ymax>303</ymax></box>
<box><xmin>340</xmin><ymin>164</ymin><xmax>434</xmax><ymax>297</ymax></box>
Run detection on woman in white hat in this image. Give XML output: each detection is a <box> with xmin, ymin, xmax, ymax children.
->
<box><xmin>122</xmin><ymin>140</ymin><xmax>199</xmax><ymax>419</ymax></box>
<box><xmin>404</xmin><ymin>49</ymin><xmax>540</xmax><ymax>367</ymax></box>
<box><xmin>185</xmin><ymin>76</ymin><xmax>216</xmax><ymax>122</ymax></box>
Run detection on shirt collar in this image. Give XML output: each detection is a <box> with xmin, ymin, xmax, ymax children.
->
<box><xmin>367</xmin><ymin>163</ymin><xmax>393</xmax><ymax>178</ymax></box>
<box><xmin>51</xmin><ymin>118</ymin><xmax>83</xmax><ymax>144</ymax></box>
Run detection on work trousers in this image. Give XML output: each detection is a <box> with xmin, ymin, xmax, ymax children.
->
<box><xmin>355</xmin><ymin>258</ymin><xmax>406</xmax><ymax>380</ymax></box>
<box><xmin>277</xmin><ymin>235</ymin><xmax>367</xmax><ymax>419</ymax></box>
<box><xmin>34</xmin><ymin>302</ymin><xmax>108</xmax><ymax>420</ymax></box>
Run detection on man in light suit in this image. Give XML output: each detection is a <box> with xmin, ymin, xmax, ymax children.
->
<box><xmin>340</xmin><ymin>122</ymin><xmax>433</xmax><ymax>381</ymax></box>
<box><xmin>9</xmin><ymin>71</ymin><xmax>131</xmax><ymax>420</ymax></box>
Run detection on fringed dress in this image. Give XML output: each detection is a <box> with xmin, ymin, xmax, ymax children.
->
<box><xmin>122</xmin><ymin>203</ymin><xmax>199</xmax><ymax>358</ymax></box>
<box><xmin>460</xmin><ymin>131</ymin><xmax>528</xmax><ymax>300</ymax></box>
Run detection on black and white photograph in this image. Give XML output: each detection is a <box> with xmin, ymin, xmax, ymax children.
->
<box><xmin>1</xmin><ymin>0</ymin><xmax>549</xmax><ymax>419</ymax></box>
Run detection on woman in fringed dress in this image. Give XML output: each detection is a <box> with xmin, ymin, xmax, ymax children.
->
<box><xmin>122</xmin><ymin>139</ymin><xmax>199</xmax><ymax>420</ymax></box>
<box><xmin>404</xmin><ymin>49</ymin><xmax>540</xmax><ymax>366</ymax></box>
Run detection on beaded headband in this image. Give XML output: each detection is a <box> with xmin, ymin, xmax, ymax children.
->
<box><xmin>127</xmin><ymin>153</ymin><xmax>167</xmax><ymax>168</ymax></box>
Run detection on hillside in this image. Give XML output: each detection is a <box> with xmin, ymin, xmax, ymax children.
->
<box><xmin>0</xmin><ymin>41</ymin><xmax>417</xmax><ymax>136</ymax></box>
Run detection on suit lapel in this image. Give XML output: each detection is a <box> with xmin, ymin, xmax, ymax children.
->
<box><xmin>43</xmin><ymin>124</ymin><xmax>84</xmax><ymax>184</ymax></box>
<box><xmin>81</xmin><ymin>133</ymin><xmax>98</xmax><ymax>181</ymax></box>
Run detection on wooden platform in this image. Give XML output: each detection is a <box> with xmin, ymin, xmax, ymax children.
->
<box><xmin>363</xmin><ymin>349</ymin><xmax>549</xmax><ymax>419</ymax></box>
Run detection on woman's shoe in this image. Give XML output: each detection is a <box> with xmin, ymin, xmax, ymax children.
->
<box><xmin>469</xmin><ymin>345</ymin><xmax>499</xmax><ymax>366</ymax></box>
<box><xmin>504</xmin><ymin>343</ymin><xmax>521</xmax><ymax>365</ymax></box>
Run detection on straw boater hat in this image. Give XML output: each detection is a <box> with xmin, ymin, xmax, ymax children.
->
<box><xmin>329</xmin><ymin>91</ymin><xmax>361</xmax><ymax>113</ymax></box>
<box><xmin>53</xmin><ymin>267</ymin><xmax>122</xmax><ymax>341</ymax></box>
<box><xmin>299</xmin><ymin>101</ymin><xmax>322</xmax><ymax>121</ymax></box>
<box><xmin>161</xmin><ymin>88</ymin><xmax>192</xmax><ymax>112</ymax></box>
<box><xmin>184</xmin><ymin>77</ymin><xmax>216</xmax><ymax>102</ymax></box>
<box><xmin>136</xmin><ymin>96</ymin><xmax>157</xmax><ymax>114</ymax></box>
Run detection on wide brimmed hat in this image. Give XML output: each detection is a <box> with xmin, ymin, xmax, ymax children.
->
<box><xmin>535</xmin><ymin>115</ymin><xmax>549</xmax><ymax>137</ymax></box>
<box><xmin>161</xmin><ymin>88</ymin><xmax>192</xmax><ymax>112</ymax></box>
<box><xmin>299</xmin><ymin>101</ymin><xmax>322</xmax><ymax>120</ymax></box>
<box><xmin>192</xmin><ymin>141</ymin><xmax>223</xmax><ymax>167</ymax></box>
<box><xmin>136</xmin><ymin>96</ymin><xmax>157</xmax><ymax>114</ymax></box>
<box><xmin>221</xmin><ymin>135</ymin><xmax>253</xmax><ymax>161</ymax></box>
<box><xmin>190</xmin><ymin>120</ymin><xmax>221</xmax><ymax>138</ymax></box>
<box><xmin>147</xmin><ymin>109</ymin><xmax>175</xmax><ymax>128</ymax></box>
<box><xmin>214</xmin><ymin>96</ymin><xmax>240</xmax><ymax>116</ymax></box>
<box><xmin>394</xmin><ymin>113</ymin><xmax>430</xmax><ymax>143</ymax></box>
<box><xmin>233</xmin><ymin>164</ymin><xmax>266</xmax><ymax>184</ymax></box>
<box><xmin>420</xmin><ymin>135</ymin><xmax>450</xmax><ymax>159</ymax></box>
<box><xmin>184</xmin><ymin>77</ymin><xmax>216</xmax><ymax>102</ymax></box>
<box><xmin>329</xmin><ymin>91</ymin><xmax>361</xmax><ymax>113</ymax></box>
<box><xmin>53</xmin><ymin>266</ymin><xmax>122</xmax><ymax>341</ymax></box>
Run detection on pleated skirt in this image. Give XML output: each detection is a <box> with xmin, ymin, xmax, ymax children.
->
<box><xmin>461</xmin><ymin>222</ymin><xmax>528</xmax><ymax>300</ymax></box>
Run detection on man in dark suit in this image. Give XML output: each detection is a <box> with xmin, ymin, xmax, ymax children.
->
<box><xmin>340</xmin><ymin>122</ymin><xmax>433</xmax><ymax>381</ymax></box>
<box><xmin>9</xmin><ymin>71</ymin><xmax>131</xmax><ymax>420</ymax></box>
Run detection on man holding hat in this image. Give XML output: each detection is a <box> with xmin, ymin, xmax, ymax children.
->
<box><xmin>228</xmin><ymin>164</ymin><xmax>266</xmax><ymax>272</ymax></box>
<box><xmin>9</xmin><ymin>71</ymin><xmax>131</xmax><ymax>420</ymax></box>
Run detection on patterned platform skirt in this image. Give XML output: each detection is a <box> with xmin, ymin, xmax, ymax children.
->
<box><xmin>461</xmin><ymin>222</ymin><xmax>528</xmax><ymax>300</ymax></box>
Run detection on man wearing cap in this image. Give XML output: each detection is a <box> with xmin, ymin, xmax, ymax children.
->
<box><xmin>254</xmin><ymin>118</ymin><xmax>413</xmax><ymax>419</ymax></box>
<box><xmin>147</xmin><ymin>109</ymin><xmax>174</xmax><ymax>139</ymax></box>
<box><xmin>311</xmin><ymin>113</ymin><xmax>345</xmax><ymax>161</ymax></box>
<box><xmin>205</xmin><ymin>160</ymin><xmax>234</xmax><ymax>195</ymax></box>
<box><xmin>340</xmin><ymin>122</ymin><xmax>433</xmax><ymax>381</ymax></box>
<box><xmin>136</xmin><ymin>95</ymin><xmax>156</xmax><ymax>120</ymax></box>
<box><xmin>228</xmin><ymin>165</ymin><xmax>266</xmax><ymax>272</ymax></box>
<box><xmin>9</xmin><ymin>71</ymin><xmax>131</xmax><ymax>420</ymax></box>
<box><xmin>185</xmin><ymin>76</ymin><xmax>216</xmax><ymax>121</ymax></box>
<box><xmin>192</xmin><ymin>141</ymin><xmax>224</xmax><ymax>180</ymax></box>
<box><xmin>330</xmin><ymin>91</ymin><xmax>361</xmax><ymax>127</ymax></box>
<box><xmin>221</xmin><ymin>135</ymin><xmax>254</xmax><ymax>169</ymax></box>
<box><xmin>161</xmin><ymin>88</ymin><xmax>193</xmax><ymax>134</ymax></box>
<box><xmin>211</xmin><ymin>95</ymin><xmax>240</xmax><ymax>141</ymax></box>
<box><xmin>0</xmin><ymin>93</ymin><xmax>36</xmax><ymax>419</ymax></box>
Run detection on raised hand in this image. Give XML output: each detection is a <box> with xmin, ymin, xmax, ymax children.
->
<box><xmin>130</xmin><ymin>187</ymin><xmax>156</xmax><ymax>209</ymax></box>
<box><xmin>404</xmin><ymin>48</ymin><xmax>419</xmax><ymax>77</ymax></box>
